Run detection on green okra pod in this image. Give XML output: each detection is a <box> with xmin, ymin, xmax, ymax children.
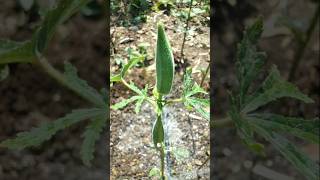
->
<box><xmin>156</xmin><ymin>22</ymin><xmax>174</xmax><ymax>95</ymax></box>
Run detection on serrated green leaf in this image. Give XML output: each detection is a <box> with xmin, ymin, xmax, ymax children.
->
<box><xmin>110</xmin><ymin>74</ymin><xmax>121</xmax><ymax>82</ymax></box>
<box><xmin>1</xmin><ymin>0</ymin><xmax>90</xmax><ymax>64</ymax></box>
<box><xmin>248</xmin><ymin>113</ymin><xmax>320</xmax><ymax>144</ymax></box>
<box><xmin>80</xmin><ymin>116</ymin><xmax>106</xmax><ymax>166</ymax></box>
<box><xmin>152</xmin><ymin>115</ymin><xmax>164</xmax><ymax>146</ymax></box>
<box><xmin>242</xmin><ymin>77</ymin><xmax>314</xmax><ymax>114</ymax></box>
<box><xmin>0</xmin><ymin>65</ymin><xmax>9</xmax><ymax>81</ymax></box>
<box><xmin>134</xmin><ymin>98</ymin><xmax>145</xmax><ymax>114</ymax></box>
<box><xmin>228</xmin><ymin>110</ymin><xmax>264</xmax><ymax>155</ymax></box>
<box><xmin>64</xmin><ymin>62</ymin><xmax>106</xmax><ymax>107</ymax></box>
<box><xmin>127</xmin><ymin>82</ymin><xmax>144</xmax><ymax>95</ymax></box>
<box><xmin>111</xmin><ymin>96</ymin><xmax>140</xmax><ymax>110</ymax></box>
<box><xmin>185</xmin><ymin>83</ymin><xmax>208</xmax><ymax>97</ymax></box>
<box><xmin>0</xmin><ymin>40</ymin><xmax>35</xmax><ymax>64</ymax></box>
<box><xmin>0</xmin><ymin>108</ymin><xmax>106</xmax><ymax>149</ymax></box>
<box><xmin>236</xmin><ymin>17</ymin><xmax>266</xmax><ymax>105</ymax></box>
<box><xmin>34</xmin><ymin>0</ymin><xmax>90</xmax><ymax>55</ymax></box>
<box><xmin>185</xmin><ymin>97</ymin><xmax>209</xmax><ymax>120</ymax></box>
<box><xmin>120</xmin><ymin>57</ymin><xmax>141</xmax><ymax>78</ymax></box>
<box><xmin>252</xmin><ymin>124</ymin><xmax>319</xmax><ymax>180</ymax></box>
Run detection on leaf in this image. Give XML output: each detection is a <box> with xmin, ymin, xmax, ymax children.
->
<box><xmin>152</xmin><ymin>115</ymin><xmax>164</xmax><ymax>146</ymax></box>
<box><xmin>242</xmin><ymin>75</ymin><xmax>314</xmax><ymax>114</ymax></box>
<box><xmin>1</xmin><ymin>0</ymin><xmax>90</xmax><ymax>64</ymax></box>
<box><xmin>248</xmin><ymin>113</ymin><xmax>320</xmax><ymax>144</ymax></box>
<box><xmin>228</xmin><ymin>110</ymin><xmax>265</xmax><ymax>155</ymax></box>
<box><xmin>19</xmin><ymin>0</ymin><xmax>34</xmax><ymax>11</ymax></box>
<box><xmin>64</xmin><ymin>62</ymin><xmax>106</xmax><ymax>107</ymax></box>
<box><xmin>120</xmin><ymin>57</ymin><xmax>141</xmax><ymax>78</ymax></box>
<box><xmin>185</xmin><ymin>97</ymin><xmax>209</xmax><ymax>120</ymax></box>
<box><xmin>252</xmin><ymin>124</ymin><xmax>319</xmax><ymax>180</ymax></box>
<box><xmin>127</xmin><ymin>82</ymin><xmax>144</xmax><ymax>95</ymax></box>
<box><xmin>236</xmin><ymin>17</ymin><xmax>266</xmax><ymax>105</ymax></box>
<box><xmin>183</xmin><ymin>67</ymin><xmax>194</xmax><ymax>95</ymax></box>
<box><xmin>0</xmin><ymin>65</ymin><xmax>9</xmax><ymax>81</ymax></box>
<box><xmin>0</xmin><ymin>108</ymin><xmax>106</xmax><ymax>149</ymax></box>
<box><xmin>111</xmin><ymin>96</ymin><xmax>140</xmax><ymax>110</ymax></box>
<box><xmin>80</xmin><ymin>116</ymin><xmax>106</xmax><ymax>166</ymax></box>
<box><xmin>34</xmin><ymin>0</ymin><xmax>90</xmax><ymax>55</ymax></box>
<box><xmin>110</xmin><ymin>74</ymin><xmax>121</xmax><ymax>82</ymax></box>
<box><xmin>134</xmin><ymin>98</ymin><xmax>145</xmax><ymax>114</ymax></box>
<box><xmin>0</xmin><ymin>40</ymin><xmax>35</xmax><ymax>64</ymax></box>
<box><xmin>185</xmin><ymin>83</ymin><xmax>208</xmax><ymax>97</ymax></box>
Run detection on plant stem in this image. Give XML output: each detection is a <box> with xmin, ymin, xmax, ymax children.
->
<box><xmin>200</xmin><ymin>64</ymin><xmax>210</xmax><ymax>87</ymax></box>
<box><xmin>159</xmin><ymin>144</ymin><xmax>165</xmax><ymax>180</ymax></box>
<box><xmin>35</xmin><ymin>57</ymin><xmax>104</xmax><ymax>107</ymax></box>
<box><xmin>288</xmin><ymin>4</ymin><xmax>319</xmax><ymax>81</ymax></box>
<box><xmin>180</xmin><ymin>0</ymin><xmax>194</xmax><ymax>60</ymax></box>
<box><xmin>165</xmin><ymin>98</ymin><xmax>183</xmax><ymax>105</ymax></box>
<box><xmin>211</xmin><ymin>117</ymin><xmax>233</xmax><ymax>128</ymax></box>
<box><xmin>156</xmin><ymin>94</ymin><xmax>166</xmax><ymax>179</ymax></box>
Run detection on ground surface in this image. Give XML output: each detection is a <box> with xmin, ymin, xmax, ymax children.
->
<box><xmin>110</xmin><ymin>4</ymin><xmax>210</xmax><ymax>179</ymax></box>
<box><xmin>0</xmin><ymin>1</ymin><xmax>107</xmax><ymax>180</ymax></box>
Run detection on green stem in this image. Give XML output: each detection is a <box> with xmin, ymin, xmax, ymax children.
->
<box><xmin>180</xmin><ymin>0</ymin><xmax>194</xmax><ymax>60</ymax></box>
<box><xmin>156</xmin><ymin>94</ymin><xmax>166</xmax><ymax>179</ymax></box>
<box><xmin>165</xmin><ymin>98</ymin><xmax>183</xmax><ymax>105</ymax></box>
<box><xmin>200</xmin><ymin>64</ymin><xmax>210</xmax><ymax>87</ymax></box>
<box><xmin>211</xmin><ymin>117</ymin><xmax>233</xmax><ymax>128</ymax></box>
<box><xmin>288</xmin><ymin>4</ymin><xmax>319</xmax><ymax>81</ymax></box>
<box><xmin>35</xmin><ymin>57</ymin><xmax>103</xmax><ymax>107</ymax></box>
<box><xmin>159</xmin><ymin>144</ymin><xmax>165</xmax><ymax>179</ymax></box>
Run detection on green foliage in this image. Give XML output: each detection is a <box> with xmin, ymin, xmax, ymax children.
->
<box><xmin>182</xmin><ymin>68</ymin><xmax>209</xmax><ymax>120</ymax></box>
<box><xmin>64</xmin><ymin>62</ymin><xmax>106</xmax><ymax>107</ymax></box>
<box><xmin>0</xmin><ymin>0</ymin><xmax>107</xmax><ymax>166</ymax></box>
<box><xmin>0</xmin><ymin>40</ymin><xmax>35</xmax><ymax>64</ymax></box>
<box><xmin>229</xmin><ymin>17</ymin><xmax>320</xmax><ymax>179</ymax></box>
<box><xmin>80</xmin><ymin>116</ymin><xmax>107</xmax><ymax>166</ymax></box>
<box><xmin>0</xmin><ymin>0</ymin><xmax>90</xmax><ymax>65</ymax></box>
<box><xmin>0</xmin><ymin>108</ymin><xmax>106</xmax><ymax>149</ymax></box>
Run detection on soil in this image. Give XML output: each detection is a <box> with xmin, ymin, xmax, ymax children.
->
<box><xmin>0</xmin><ymin>1</ymin><xmax>107</xmax><ymax>180</ymax></box>
<box><xmin>110</xmin><ymin>4</ymin><xmax>210</xmax><ymax>180</ymax></box>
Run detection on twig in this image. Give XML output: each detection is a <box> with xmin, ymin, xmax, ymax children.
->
<box><xmin>200</xmin><ymin>64</ymin><xmax>210</xmax><ymax>87</ymax></box>
<box><xmin>288</xmin><ymin>4</ymin><xmax>319</xmax><ymax>81</ymax></box>
<box><xmin>180</xmin><ymin>0</ymin><xmax>194</xmax><ymax>60</ymax></box>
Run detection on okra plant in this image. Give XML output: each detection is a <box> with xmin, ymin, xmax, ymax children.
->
<box><xmin>224</xmin><ymin>17</ymin><xmax>319</xmax><ymax>180</ymax></box>
<box><xmin>0</xmin><ymin>0</ymin><xmax>107</xmax><ymax>166</ymax></box>
<box><xmin>111</xmin><ymin>23</ymin><xmax>209</xmax><ymax>178</ymax></box>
